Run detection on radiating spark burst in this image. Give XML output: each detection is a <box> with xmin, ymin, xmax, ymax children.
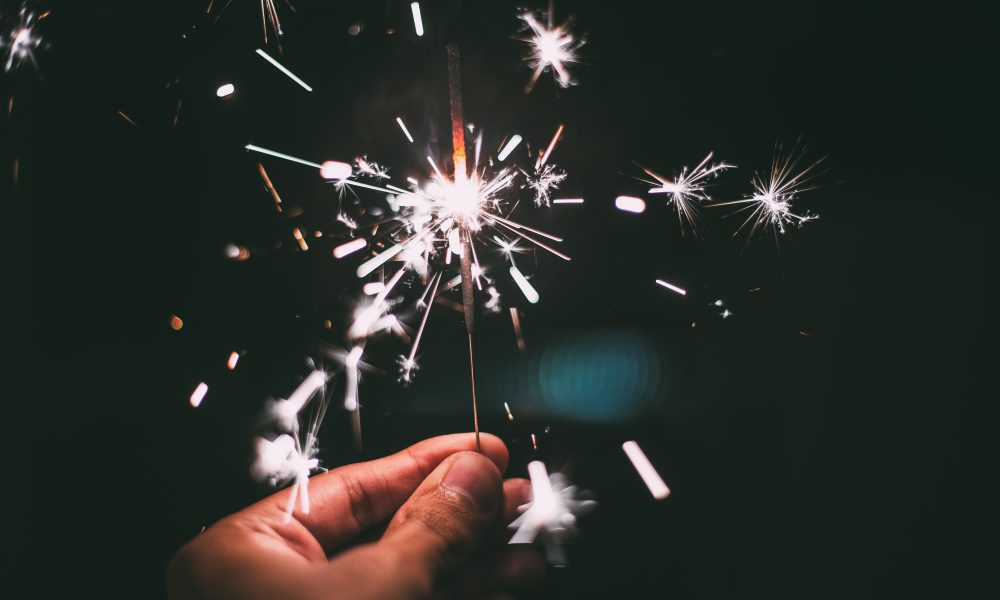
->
<box><xmin>524</xmin><ymin>163</ymin><xmax>567</xmax><ymax>207</ymax></box>
<box><xmin>253</xmin><ymin>369</ymin><xmax>330</xmax><ymax>519</ymax></box>
<box><xmin>637</xmin><ymin>152</ymin><xmax>735</xmax><ymax>235</ymax></box>
<box><xmin>517</xmin><ymin>9</ymin><xmax>584</xmax><ymax>93</ymax></box>
<box><xmin>509</xmin><ymin>461</ymin><xmax>597</xmax><ymax>566</ymax></box>
<box><xmin>712</xmin><ymin>145</ymin><xmax>826</xmax><ymax>240</ymax></box>
<box><xmin>1</xmin><ymin>6</ymin><xmax>44</xmax><ymax>73</ymax></box>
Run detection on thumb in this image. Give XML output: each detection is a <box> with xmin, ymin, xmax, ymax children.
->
<box><xmin>324</xmin><ymin>451</ymin><xmax>502</xmax><ymax>599</ymax></box>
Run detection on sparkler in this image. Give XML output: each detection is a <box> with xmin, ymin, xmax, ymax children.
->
<box><xmin>517</xmin><ymin>7</ymin><xmax>584</xmax><ymax>93</ymax></box>
<box><xmin>509</xmin><ymin>461</ymin><xmax>597</xmax><ymax>566</ymax></box>
<box><xmin>1</xmin><ymin>5</ymin><xmax>44</xmax><ymax>73</ymax></box>
<box><xmin>711</xmin><ymin>144</ymin><xmax>826</xmax><ymax>240</ymax></box>
<box><xmin>638</xmin><ymin>152</ymin><xmax>735</xmax><ymax>235</ymax></box>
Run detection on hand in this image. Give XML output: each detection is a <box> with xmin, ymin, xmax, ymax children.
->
<box><xmin>167</xmin><ymin>433</ymin><xmax>545</xmax><ymax>599</ymax></box>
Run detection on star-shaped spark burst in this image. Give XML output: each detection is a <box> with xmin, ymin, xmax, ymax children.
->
<box><xmin>253</xmin><ymin>368</ymin><xmax>331</xmax><ymax>520</ymax></box>
<box><xmin>2</xmin><ymin>5</ymin><xmax>45</xmax><ymax>73</ymax></box>
<box><xmin>509</xmin><ymin>461</ymin><xmax>597</xmax><ymax>566</ymax></box>
<box><xmin>712</xmin><ymin>144</ymin><xmax>826</xmax><ymax>240</ymax></box>
<box><xmin>637</xmin><ymin>152</ymin><xmax>735</xmax><ymax>236</ymax></box>
<box><xmin>517</xmin><ymin>9</ymin><xmax>584</xmax><ymax>93</ymax></box>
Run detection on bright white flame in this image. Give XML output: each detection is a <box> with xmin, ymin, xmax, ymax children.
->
<box><xmin>255</xmin><ymin>48</ymin><xmax>313</xmax><ymax>92</ymax></box>
<box><xmin>498</xmin><ymin>135</ymin><xmax>523</xmax><ymax>161</ymax></box>
<box><xmin>190</xmin><ymin>382</ymin><xmax>208</xmax><ymax>407</ymax></box>
<box><xmin>615</xmin><ymin>196</ymin><xmax>646</xmax><ymax>213</ymax></box>
<box><xmin>410</xmin><ymin>2</ymin><xmax>424</xmax><ymax>37</ymax></box>
<box><xmin>655</xmin><ymin>279</ymin><xmax>687</xmax><ymax>296</ymax></box>
<box><xmin>510</xmin><ymin>266</ymin><xmax>540</xmax><ymax>304</ymax></box>
<box><xmin>216</xmin><ymin>83</ymin><xmax>235</xmax><ymax>97</ymax></box>
<box><xmin>333</xmin><ymin>237</ymin><xmax>367</xmax><ymax>258</ymax></box>
<box><xmin>622</xmin><ymin>441</ymin><xmax>670</xmax><ymax>500</ymax></box>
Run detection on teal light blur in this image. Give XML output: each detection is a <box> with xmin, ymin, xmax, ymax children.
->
<box><xmin>537</xmin><ymin>329</ymin><xmax>662</xmax><ymax>422</ymax></box>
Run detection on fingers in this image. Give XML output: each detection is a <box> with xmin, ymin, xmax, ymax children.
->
<box><xmin>322</xmin><ymin>451</ymin><xmax>504</xmax><ymax>599</ymax></box>
<box><xmin>245</xmin><ymin>432</ymin><xmax>508</xmax><ymax>554</ymax></box>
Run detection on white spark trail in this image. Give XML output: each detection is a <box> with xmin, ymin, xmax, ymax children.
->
<box><xmin>255</xmin><ymin>48</ymin><xmax>313</xmax><ymax>91</ymax></box>
<box><xmin>622</xmin><ymin>441</ymin><xmax>670</xmax><ymax>500</ymax></box>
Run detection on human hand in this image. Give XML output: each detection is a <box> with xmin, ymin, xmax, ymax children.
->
<box><xmin>167</xmin><ymin>433</ymin><xmax>545</xmax><ymax>599</ymax></box>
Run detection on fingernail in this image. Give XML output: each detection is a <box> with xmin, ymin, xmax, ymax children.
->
<box><xmin>442</xmin><ymin>454</ymin><xmax>500</xmax><ymax>513</ymax></box>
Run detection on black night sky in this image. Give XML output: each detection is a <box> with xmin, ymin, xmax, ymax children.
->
<box><xmin>20</xmin><ymin>1</ymin><xmax>994</xmax><ymax>598</ymax></box>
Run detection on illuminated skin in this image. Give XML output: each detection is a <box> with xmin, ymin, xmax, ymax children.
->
<box><xmin>169</xmin><ymin>434</ymin><xmax>546</xmax><ymax>600</ymax></box>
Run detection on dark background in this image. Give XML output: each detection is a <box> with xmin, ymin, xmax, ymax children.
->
<box><xmin>19</xmin><ymin>0</ymin><xmax>994</xmax><ymax>598</ymax></box>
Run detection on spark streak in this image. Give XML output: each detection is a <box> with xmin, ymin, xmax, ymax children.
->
<box><xmin>255</xmin><ymin>48</ymin><xmax>313</xmax><ymax>91</ymax></box>
<box><xmin>552</xmin><ymin>198</ymin><xmax>584</xmax><ymax>204</ymax></box>
<box><xmin>622</xmin><ymin>441</ymin><xmax>670</xmax><ymax>500</ymax></box>
<box><xmin>641</xmin><ymin>152</ymin><xmax>734</xmax><ymax>235</ymax></box>
<box><xmin>655</xmin><ymin>279</ymin><xmax>686</xmax><ymax>296</ymax></box>
<box><xmin>498</xmin><ymin>135</ymin><xmax>523</xmax><ymax>161</ymax></box>
<box><xmin>190</xmin><ymin>382</ymin><xmax>208</xmax><ymax>407</ymax></box>
<box><xmin>410</xmin><ymin>2</ymin><xmax>424</xmax><ymax>37</ymax></box>
<box><xmin>395</xmin><ymin>117</ymin><xmax>414</xmax><ymax>143</ymax></box>
<box><xmin>510</xmin><ymin>265</ymin><xmax>540</xmax><ymax>304</ymax></box>
<box><xmin>615</xmin><ymin>196</ymin><xmax>646</xmax><ymax>213</ymax></box>
<box><xmin>333</xmin><ymin>237</ymin><xmax>367</xmax><ymax>258</ymax></box>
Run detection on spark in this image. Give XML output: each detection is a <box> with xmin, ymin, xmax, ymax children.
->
<box><xmin>504</xmin><ymin>401</ymin><xmax>514</xmax><ymax>421</ymax></box>
<box><xmin>333</xmin><ymin>237</ymin><xmax>367</xmax><ymax>259</ymax></box>
<box><xmin>189</xmin><ymin>382</ymin><xmax>208</xmax><ymax>407</ymax></box>
<box><xmin>255</xmin><ymin>48</ymin><xmax>313</xmax><ymax>92</ymax></box>
<box><xmin>640</xmin><ymin>152</ymin><xmax>734</xmax><ymax>235</ymax></box>
<box><xmin>399</xmin><ymin>273</ymin><xmax>442</xmax><ymax>383</ymax></box>
<box><xmin>552</xmin><ymin>198</ymin><xmax>584</xmax><ymax>204</ymax></box>
<box><xmin>256</xmin><ymin>162</ymin><xmax>284</xmax><ymax>212</ymax></box>
<box><xmin>517</xmin><ymin>9</ymin><xmax>583</xmax><ymax>93</ymax></box>
<box><xmin>712</xmin><ymin>145</ymin><xmax>825</xmax><ymax>239</ymax></box>
<box><xmin>510</xmin><ymin>265</ymin><xmax>540</xmax><ymax>304</ymax></box>
<box><xmin>525</xmin><ymin>163</ymin><xmax>567</xmax><ymax>207</ymax></box>
<box><xmin>536</xmin><ymin>124</ymin><xmax>564</xmax><ymax>170</ymax></box>
<box><xmin>615</xmin><ymin>196</ymin><xmax>646</xmax><ymax>213</ymax></box>
<box><xmin>245</xmin><ymin>144</ymin><xmax>321</xmax><ymax>168</ymax></box>
<box><xmin>498</xmin><ymin>135</ymin><xmax>523</xmax><ymax>161</ymax></box>
<box><xmin>2</xmin><ymin>6</ymin><xmax>44</xmax><ymax>73</ymax></box>
<box><xmin>270</xmin><ymin>369</ymin><xmax>327</xmax><ymax>431</ymax></box>
<box><xmin>292</xmin><ymin>227</ymin><xmax>309</xmax><ymax>250</ymax></box>
<box><xmin>622</xmin><ymin>441</ymin><xmax>670</xmax><ymax>500</ymax></box>
<box><xmin>343</xmin><ymin>346</ymin><xmax>363</xmax><ymax>411</ymax></box>
<box><xmin>251</xmin><ymin>434</ymin><xmax>319</xmax><ymax>518</ymax></box>
<box><xmin>655</xmin><ymin>279</ymin><xmax>687</xmax><ymax>296</ymax></box>
<box><xmin>508</xmin><ymin>461</ymin><xmax>597</xmax><ymax>566</ymax></box>
<box><xmin>224</xmin><ymin>244</ymin><xmax>251</xmax><ymax>260</ymax></box>
<box><xmin>410</xmin><ymin>2</ymin><xmax>424</xmax><ymax>37</ymax></box>
<box><xmin>117</xmin><ymin>110</ymin><xmax>140</xmax><ymax>130</ymax></box>
<box><xmin>510</xmin><ymin>307</ymin><xmax>526</xmax><ymax>351</ymax></box>
<box><xmin>320</xmin><ymin>160</ymin><xmax>353</xmax><ymax>180</ymax></box>
<box><xmin>227</xmin><ymin>351</ymin><xmax>241</xmax><ymax>370</ymax></box>
<box><xmin>209</xmin><ymin>0</ymin><xmax>291</xmax><ymax>47</ymax></box>
<box><xmin>395</xmin><ymin>116</ymin><xmax>414</xmax><ymax>143</ymax></box>
<box><xmin>216</xmin><ymin>83</ymin><xmax>235</xmax><ymax>97</ymax></box>
<box><xmin>169</xmin><ymin>314</ymin><xmax>184</xmax><ymax>330</ymax></box>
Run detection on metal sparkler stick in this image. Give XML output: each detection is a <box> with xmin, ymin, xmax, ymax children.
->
<box><xmin>446</xmin><ymin>43</ymin><xmax>481</xmax><ymax>452</ymax></box>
